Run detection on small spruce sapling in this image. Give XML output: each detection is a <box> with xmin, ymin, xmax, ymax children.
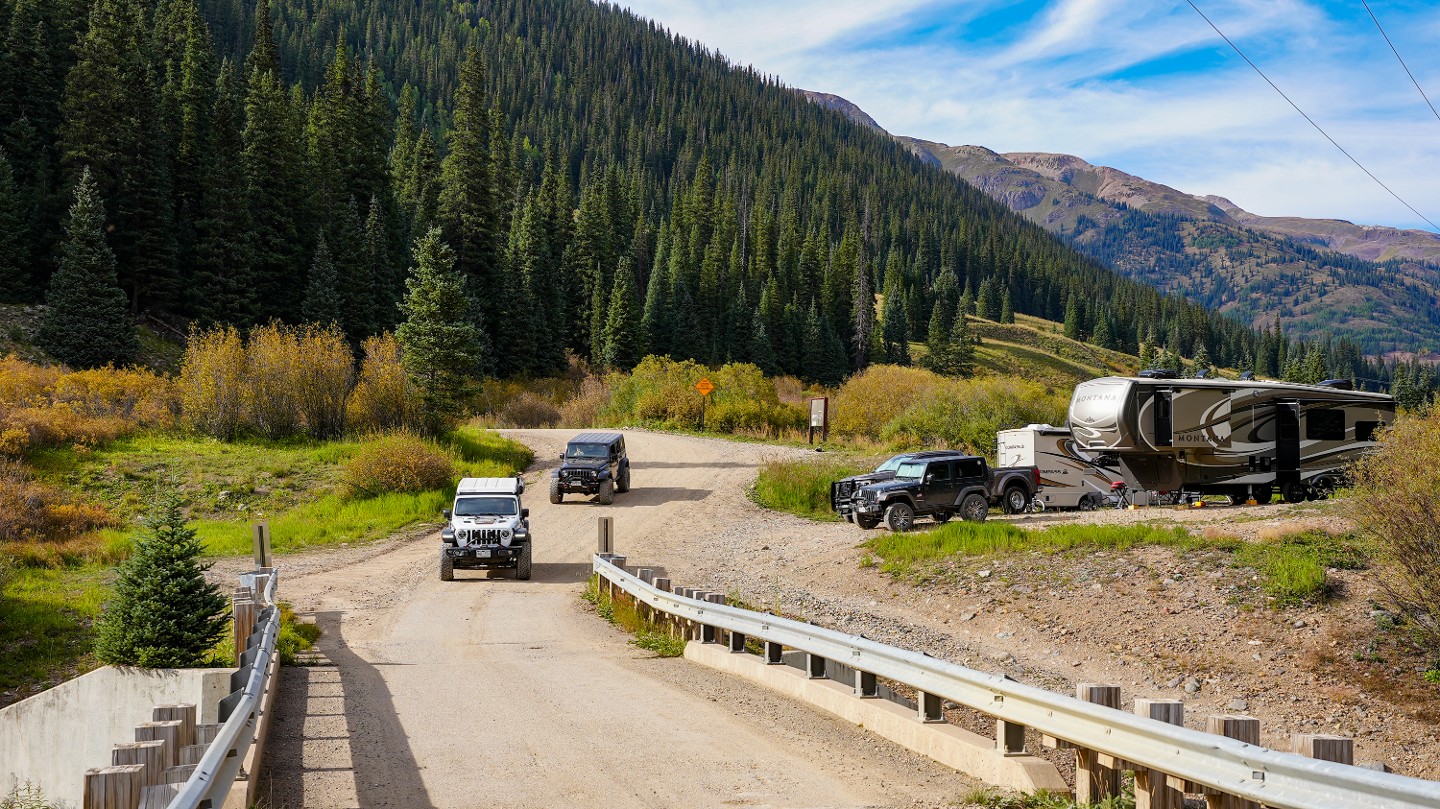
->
<box><xmin>94</xmin><ymin>492</ymin><xmax>229</xmax><ymax>668</ymax></box>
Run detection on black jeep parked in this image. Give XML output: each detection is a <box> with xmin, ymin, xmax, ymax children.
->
<box><xmin>831</xmin><ymin>450</ymin><xmax>970</xmax><ymax>525</ymax></box>
<box><xmin>550</xmin><ymin>432</ymin><xmax>630</xmax><ymax>505</ymax></box>
<box><xmin>854</xmin><ymin>455</ymin><xmax>1001</xmax><ymax>531</ymax></box>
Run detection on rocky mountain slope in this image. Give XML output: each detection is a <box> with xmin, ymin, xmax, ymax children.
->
<box><xmin>801</xmin><ymin>91</ymin><xmax>1440</xmax><ymax>351</ymax></box>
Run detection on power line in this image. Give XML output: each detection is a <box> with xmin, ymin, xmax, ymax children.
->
<box><xmin>1361</xmin><ymin>0</ymin><xmax>1440</xmax><ymax>126</ymax></box>
<box><xmin>1184</xmin><ymin>0</ymin><xmax>1440</xmax><ymax>232</ymax></box>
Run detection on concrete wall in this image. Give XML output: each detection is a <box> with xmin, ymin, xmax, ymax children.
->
<box><xmin>0</xmin><ymin>666</ymin><xmax>231</xmax><ymax>808</ymax></box>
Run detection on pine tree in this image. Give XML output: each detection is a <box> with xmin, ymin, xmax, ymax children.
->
<box><xmin>94</xmin><ymin>491</ymin><xmax>228</xmax><ymax>668</ymax></box>
<box><xmin>302</xmin><ymin>233</ymin><xmax>341</xmax><ymax>326</ymax></box>
<box><xmin>243</xmin><ymin>69</ymin><xmax>309</xmax><ymax>321</ymax></box>
<box><xmin>1000</xmin><ymin>289</ymin><xmax>1014</xmax><ymax>324</ymax></box>
<box><xmin>1301</xmin><ymin>345</ymin><xmax>1327</xmax><ymax>384</ymax></box>
<box><xmin>395</xmin><ymin>228</ymin><xmax>485</xmax><ymax>431</ymax></box>
<box><xmin>948</xmin><ymin>312</ymin><xmax>976</xmax><ymax>377</ymax></box>
<box><xmin>602</xmin><ymin>258</ymin><xmax>642</xmax><ymax>370</ymax></box>
<box><xmin>0</xmin><ymin>148</ymin><xmax>28</xmax><ymax>300</ymax></box>
<box><xmin>244</xmin><ymin>0</ymin><xmax>279</xmax><ymax>79</ymax></box>
<box><xmin>921</xmin><ymin>301</ymin><xmax>952</xmax><ymax>374</ymax></box>
<box><xmin>881</xmin><ymin>285</ymin><xmax>910</xmax><ymax>365</ymax></box>
<box><xmin>1063</xmin><ymin>293</ymin><xmax>1081</xmax><ymax>340</ymax></box>
<box><xmin>36</xmin><ymin>167</ymin><xmax>135</xmax><ymax>368</ymax></box>
<box><xmin>1193</xmin><ymin>343</ymin><xmax>1213</xmax><ymax>377</ymax></box>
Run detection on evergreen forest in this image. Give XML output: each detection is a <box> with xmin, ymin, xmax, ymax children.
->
<box><xmin>0</xmin><ymin>0</ymin><xmax>1422</xmax><ymax>393</ymax></box>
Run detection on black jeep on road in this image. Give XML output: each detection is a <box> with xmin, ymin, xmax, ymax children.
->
<box><xmin>831</xmin><ymin>450</ymin><xmax>970</xmax><ymax>525</ymax></box>
<box><xmin>550</xmin><ymin>432</ymin><xmax>630</xmax><ymax>505</ymax></box>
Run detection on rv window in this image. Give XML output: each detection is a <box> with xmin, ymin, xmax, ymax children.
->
<box><xmin>1355</xmin><ymin>421</ymin><xmax>1380</xmax><ymax>442</ymax></box>
<box><xmin>1306</xmin><ymin>409</ymin><xmax>1345</xmax><ymax>441</ymax></box>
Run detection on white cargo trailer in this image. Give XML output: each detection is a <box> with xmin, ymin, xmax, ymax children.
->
<box><xmin>996</xmin><ymin>424</ymin><xmax>1121</xmax><ymax>510</ymax></box>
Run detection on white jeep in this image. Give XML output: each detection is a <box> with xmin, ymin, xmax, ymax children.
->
<box><xmin>440</xmin><ymin>477</ymin><xmax>532</xmax><ymax>581</ymax></box>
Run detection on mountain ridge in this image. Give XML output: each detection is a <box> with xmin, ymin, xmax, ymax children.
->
<box><xmin>799</xmin><ymin>90</ymin><xmax>1440</xmax><ymax>351</ymax></box>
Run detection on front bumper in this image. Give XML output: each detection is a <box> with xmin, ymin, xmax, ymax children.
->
<box><xmin>445</xmin><ymin>544</ymin><xmax>523</xmax><ymax>567</ymax></box>
<box><xmin>554</xmin><ymin>474</ymin><xmax>608</xmax><ymax>494</ymax></box>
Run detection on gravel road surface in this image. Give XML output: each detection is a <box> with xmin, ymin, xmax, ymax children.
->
<box><xmin>256</xmin><ymin>430</ymin><xmax>979</xmax><ymax>808</ymax></box>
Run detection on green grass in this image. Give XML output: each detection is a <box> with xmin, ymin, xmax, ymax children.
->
<box><xmin>1231</xmin><ymin>531</ymin><xmax>1368</xmax><ymax>607</ymax></box>
<box><xmin>866</xmin><ymin>521</ymin><xmax>1198</xmax><ymax>574</ymax></box>
<box><xmin>751</xmin><ymin>458</ymin><xmax>871</xmax><ymax>521</ymax></box>
<box><xmin>0</xmin><ymin>564</ymin><xmax>110</xmax><ymax>699</ymax></box>
<box><xmin>963</xmin><ymin>786</ymin><xmax>1134</xmax><ymax>809</ymax></box>
<box><xmin>582</xmin><ymin>575</ymin><xmax>687</xmax><ymax>657</ymax></box>
<box><xmin>276</xmin><ymin>602</ymin><xmax>322</xmax><ymax>666</ymax></box>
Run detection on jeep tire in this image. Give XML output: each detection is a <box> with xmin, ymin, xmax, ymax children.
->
<box><xmin>617</xmin><ymin>466</ymin><xmax>631</xmax><ymax>493</ymax></box>
<box><xmin>549</xmin><ymin>477</ymin><xmax>563</xmax><ymax>504</ymax></box>
<box><xmin>439</xmin><ymin>550</ymin><xmax>454</xmax><ymax>581</ymax></box>
<box><xmin>884</xmin><ymin>502</ymin><xmax>916</xmax><ymax>532</ymax></box>
<box><xmin>960</xmin><ymin>493</ymin><xmax>988</xmax><ymax>523</ymax></box>
<box><xmin>1002</xmin><ymin>486</ymin><xmax>1029</xmax><ymax>514</ymax></box>
<box><xmin>516</xmin><ymin>543</ymin><xmax>532</xmax><ymax>580</ymax></box>
<box><xmin>856</xmin><ymin>514</ymin><xmax>880</xmax><ymax>530</ymax></box>
<box><xmin>597</xmin><ymin>479</ymin><xmax>615</xmax><ymax>505</ymax></box>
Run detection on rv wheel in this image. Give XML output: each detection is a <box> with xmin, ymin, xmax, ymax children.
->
<box><xmin>1282</xmin><ymin>481</ymin><xmax>1309</xmax><ymax>504</ymax></box>
<box><xmin>1077</xmin><ymin>494</ymin><xmax>1098</xmax><ymax>511</ymax></box>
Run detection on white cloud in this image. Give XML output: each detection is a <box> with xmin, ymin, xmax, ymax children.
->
<box><xmin>615</xmin><ymin>0</ymin><xmax>1440</xmax><ymax>230</ymax></box>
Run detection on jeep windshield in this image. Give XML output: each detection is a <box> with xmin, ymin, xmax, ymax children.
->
<box><xmin>875</xmin><ymin>455</ymin><xmax>908</xmax><ymax>473</ymax></box>
<box><xmin>565</xmin><ymin>444</ymin><xmax>609</xmax><ymax>460</ymax></box>
<box><xmin>894</xmin><ymin>461</ymin><xmax>927</xmax><ymax>479</ymax></box>
<box><xmin>453</xmin><ymin>496</ymin><xmax>518</xmax><ymax>516</ymax></box>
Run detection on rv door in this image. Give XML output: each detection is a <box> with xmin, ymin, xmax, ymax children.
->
<box><xmin>1275</xmin><ymin>400</ymin><xmax>1301</xmax><ymax>485</ymax></box>
<box><xmin>1152</xmin><ymin>389</ymin><xmax>1173</xmax><ymax>447</ymax></box>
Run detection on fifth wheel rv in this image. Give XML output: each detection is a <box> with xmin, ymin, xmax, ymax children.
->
<box><xmin>997</xmin><ymin>424</ymin><xmax>1122</xmax><ymax>510</ymax></box>
<box><xmin>1067</xmin><ymin>374</ymin><xmax>1394</xmax><ymax>503</ymax></box>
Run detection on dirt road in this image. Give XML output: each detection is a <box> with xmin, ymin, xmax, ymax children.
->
<box><xmin>256</xmin><ymin>430</ymin><xmax>978</xmax><ymax>809</ymax></box>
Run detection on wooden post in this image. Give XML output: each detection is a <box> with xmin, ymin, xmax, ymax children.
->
<box><xmin>1292</xmin><ymin>734</ymin><xmax>1353</xmax><ymax>764</ymax></box>
<box><xmin>160</xmin><ymin>765</ymin><xmax>195</xmax><ymax>785</ymax></box>
<box><xmin>252</xmin><ymin>520</ymin><xmax>271</xmax><ymax>569</ymax></box>
<box><xmin>597</xmin><ymin>516</ymin><xmax>613</xmax><ymax>554</ymax></box>
<box><xmin>1205</xmin><ymin>716</ymin><xmax>1261</xmax><ymax>809</ymax></box>
<box><xmin>1074</xmin><ymin>684</ymin><xmax>1123</xmax><ymax>804</ymax></box>
<box><xmin>138</xmin><ymin>785</ymin><xmax>180</xmax><ymax>809</ymax></box>
<box><xmin>151</xmin><ymin>704</ymin><xmax>196</xmax><ymax>749</ymax></box>
<box><xmin>134</xmin><ymin>721</ymin><xmax>183</xmax><ymax>769</ymax></box>
<box><xmin>178</xmin><ymin>744</ymin><xmax>210</xmax><ymax>766</ymax></box>
<box><xmin>232</xmin><ymin>590</ymin><xmax>256</xmax><ymax>666</ymax></box>
<box><xmin>1134</xmin><ymin>699</ymin><xmax>1185</xmax><ymax>809</ymax></box>
<box><xmin>195</xmin><ymin>724</ymin><xmax>222</xmax><ymax>745</ymax></box>
<box><xmin>110</xmin><ymin>741</ymin><xmax>166</xmax><ymax>787</ymax></box>
<box><xmin>83</xmin><ymin>764</ymin><xmax>145</xmax><ymax>809</ymax></box>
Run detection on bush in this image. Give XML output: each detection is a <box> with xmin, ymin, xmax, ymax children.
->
<box><xmin>0</xmin><ymin>461</ymin><xmax>117</xmax><ymax>543</ymax></box>
<box><xmin>560</xmin><ymin>374</ymin><xmax>609</xmax><ymax>427</ymax></box>
<box><xmin>881</xmin><ymin>377</ymin><xmax>1068</xmax><ymax>455</ymax></box>
<box><xmin>242</xmin><ymin>324</ymin><xmax>304</xmax><ymax>438</ymax></box>
<box><xmin>1349</xmin><ymin>411</ymin><xmax>1440</xmax><ymax>652</ymax></box>
<box><xmin>94</xmin><ymin>493</ymin><xmax>229</xmax><ymax>668</ymax></box>
<box><xmin>0</xmin><ymin>356</ymin><xmax>174</xmax><ymax>454</ymax></box>
<box><xmin>347</xmin><ymin>334</ymin><xmax>421</xmax><ymax>433</ymax></box>
<box><xmin>752</xmin><ymin>458</ymin><xmax>872</xmax><ymax>521</ymax></box>
<box><xmin>276</xmin><ymin>602</ymin><xmax>322</xmax><ymax>665</ymax></box>
<box><xmin>832</xmin><ymin>365</ymin><xmax>945</xmax><ymax>438</ymax></box>
<box><xmin>603</xmin><ymin>356</ymin><xmax>803</xmax><ymax>434</ymax></box>
<box><xmin>343</xmin><ymin>432</ymin><xmax>455</xmax><ymax>497</ymax></box>
<box><xmin>179</xmin><ymin>326</ymin><xmax>247</xmax><ymax>440</ymax></box>
<box><xmin>499</xmin><ymin>392</ymin><xmax>561</xmax><ymax>428</ymax></box>
<box><xmin>291</xmin><ymin>325</ymin><xmax>354</xmax><ymax>438</ymax></box>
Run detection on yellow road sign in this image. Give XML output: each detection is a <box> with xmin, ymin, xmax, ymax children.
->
<box><xmin>695</xmin><ymin>377</ymin><xmax>715</xmax><ymax>396</ymax></box>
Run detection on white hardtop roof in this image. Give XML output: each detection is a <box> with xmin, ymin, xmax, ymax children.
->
<box><xmin>457</xmin><ymin>477</ymin><xmax>523</xmax><ymax>495</ymax></box>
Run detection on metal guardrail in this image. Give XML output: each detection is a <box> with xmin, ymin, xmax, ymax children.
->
<box><xmin>167</xmin><ymin>570</ymin><xmax>280</xmax><ymax>809</ymax></box>
<box><xmin>594</xmin><ymin>554</ymin><xmax>1440</xmax><ymax>809</ymax></box>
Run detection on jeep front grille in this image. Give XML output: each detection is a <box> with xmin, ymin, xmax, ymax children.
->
<box><xmin>463</xmin><ymin>528</ymin><xmax>506</xmax><ymax>543</ymax></box>
<box><xmin>566</xmin><ymin>469</ymin><xmax>596</xmax><ymax>483</ymax></box>
<box><xmin>860</xmin><ymin>489</ymin><xmax>878</xmax><ymax>506</ymax></box>
<box><xmin>836</xmin><ymin>482</ymin><xmax>855</xmax><ymax>500</ymax></box>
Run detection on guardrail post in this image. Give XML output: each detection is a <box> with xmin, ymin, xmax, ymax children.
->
<box><xmin>854</xmin><ymin>669</ymin><xmax>878</xmax><ymax>698</ymax></box>
<box><xmin>151</xmin><ymin>705</ymin><xmax>196</xmax><ymax>749</ymax></box>
<box><xmin>1292</xmin><ymin>734</ymin><xmax>1353</xmax><ymax>764</ymax></box>
<box><xmin>700</xmin><ymin>593</ymin><xmax>719</xmax><ymax>643</ymax></box>
<box><xmin>917</xmin><ymin>690</ymin><xmax>944</xmax><ymax>723</ymax></box>
<box><xmin>806</xmin><ymin>653</ymin><xmax>826</xmax><ymax>679</ymax></box>
<box><xmin>110</xmin><ymin>741</ymin><xmax>165</xmax><ymax>787</ymax></box>
<box><xmin>135</xmin><ymin>721</ymin><xmax>183</xmax><ymax>769</ymax></box>
<box><xmin>233</xmin><ymin>589</ymin><xmax>256</xmax><ymax>666</ymax></box>
<box><xmin>766</xmin><ymin>641</ymin><xmax>784</xmax><ymax>665</ymax></box>
<box><xmin>996</xmin><ymin>719</ymin><xmax>1026</xmax><ymax>755</ymax></box>
<box><xmin>1074</xmin><ymin>683</ymin><xmax>1122</xmax><ymax>804</ymax></box>
<box><xmin>83</xmin><ymin>764</ymin><xmax>145</xmax><ymax>809</ymax></box>
<box><xmin>1205</xmin><ymin>715</ymin><xmax>1260</xmax><ymax>809</ymax></box>
<box><xmin>1133</xmin><ymin>698</ymin><xmax>1185</xmax><ymax>809</ymax></box>
<box><xmin>672</xmin><ymin>586</ymin><xmax>690</xmax><ymax>639</ymax></box>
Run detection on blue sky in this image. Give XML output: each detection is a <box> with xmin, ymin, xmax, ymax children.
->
<box><xmin>614</xmin><ymin>1</ymin><xmax>1440</xmax><ymax>232</ymax></box>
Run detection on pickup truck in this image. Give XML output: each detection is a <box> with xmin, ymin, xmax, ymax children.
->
<box><xmin>830</xmin><ymin>450</ymin><xmax>969</xmax><ymax>525</ymax></box>
<box><xmin>852</xmin><ymin>455</ymin><xmax>1040</xmax><ymax>531</ymax></box>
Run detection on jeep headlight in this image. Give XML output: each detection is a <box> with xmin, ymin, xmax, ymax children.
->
<box><xmin>500</xmin><ymin>528</ymin><xmax>513</xmax><ymax>547</ymax></box>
